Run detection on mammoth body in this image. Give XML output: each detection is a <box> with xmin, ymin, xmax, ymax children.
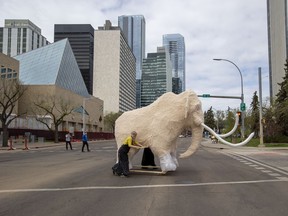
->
<box><xmin>115</xmin><ymin>90</ymin><xmax>204</xmax><ymax>172</ymax></box>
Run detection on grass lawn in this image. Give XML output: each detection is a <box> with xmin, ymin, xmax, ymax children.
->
<box><xmin>228</xmin><ymin>138</ymin><xmax>288</xmax><ymax>147</ymax></box>
<box><xmin>235</xmin><ymin>138</ymin><xmax>288</xmax><ymax>147</ymax></box>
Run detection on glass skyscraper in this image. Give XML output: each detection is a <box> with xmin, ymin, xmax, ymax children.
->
<box><xmin>54</xmin><ymin>24</ymin><xmax>95</xmax><ymax>95</ymax></box>
<box><xmin>118</xmin><ymin>15</ymin><xmax>145</xmax><ymax>108</ymax></box>
<box><xmin>163</xmin><ymin>34</ymin><xmax>185</xmax><ymax>93</ymax></box>
<box><xmin>141</xmin><ymin>47</ymin><xmax>172</xmax><ymax>107</ymax></box>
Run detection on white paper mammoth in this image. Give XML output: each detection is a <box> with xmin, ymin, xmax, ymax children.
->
<box><xmin>114</xmin><ymin>90</ymin><xmax>254</xmax><ymax>172</ymax></box>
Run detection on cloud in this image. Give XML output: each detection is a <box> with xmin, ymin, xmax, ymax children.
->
<box><xmin>0</xmin><ymin>0</ymin><xmax>269</xmax><ymax>111</ymax></box>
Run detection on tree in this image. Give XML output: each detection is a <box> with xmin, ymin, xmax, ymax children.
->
<box><xmin>0</xmin><ymin>78</ymin><xmax>27</xmax><ymax>147</ymax></box>
<box><xmin>262</xmin><ymin>99</ymin><xmax>281</xmax><ymax>139</ymax></box>
<box><xmin>204</xmin><ymin>107</ymin><xmax>216</xmax><ymax>131</ymax></box>
<box><xmin>274</xmin><ymin>59</ymin><xmax>288</xmax><ymax>136</ymax></box>
<box><xmin>249</xmin><ymin>91</ymin><xmax>260</xmax><ymax>137</ymax></box>
<box><xmin>104</xmin><ymin>112</ymin><xmax>123</xmax><ymax>133</ymax></box>
<box><xmin>33</xmin><ymin>95</ymin><xmax>75</xmax><ymax>143</ymax></box>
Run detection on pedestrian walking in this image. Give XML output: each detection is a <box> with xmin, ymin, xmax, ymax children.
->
<box><xmin>65</xmin><ymin>132</ymin><xmax>73</xmax><ymax>150</ymax></box>
<box><xmin>82</xmin><ymin>132</ymin><xmax>90</xmax><ymax>152</ymax></box>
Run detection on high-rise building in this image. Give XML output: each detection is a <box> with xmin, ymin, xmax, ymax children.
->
<box><xmin>54</xmin><ymin>24</ymin><xmax>94</xmax><ymax>94</ymax></box>
<box><xmin>162</xmin><ymin>34</ymin><xmax>185</xmax><ymax>93</ymax></box>
<box><xmin>0</xmin><ymin>19</ymin><xmax>49</xmax><ymax>57</ymax></box>
<box><xmin>267</xmin><ymin>0</ymin><xmax>287</xmax><ymax>99</ymax></box>
<box><xmin>118</xmin><ymin>15</ymin><xmax>145</xmax><ymax>108</ymax></box>
<box><xmin>141</xmin><ymin>47</ymin><xmax>172</xmax><ymax>107</ymax></box>
<box><xmin>93</xmin><ymin>20</ymin><xmax>136</xmax><ymax>114</ymax></box>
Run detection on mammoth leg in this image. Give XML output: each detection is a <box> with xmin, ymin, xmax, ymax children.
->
<box><xmin>128</xmin><ymin>148</ymin><xmax>140</xmax><ymax>169</ymax></box>
<box><xmin>141</xmin><ymin>148</ymin><xmax>156</xmax><ymax>167</ymax></box>
<box><xmin>159</xmin><ymin>153</ymin><xmax>177</xmax><ymax>172</ymax></box>
<box><xmin>170</xmin><ymin>143</ymin><xmax>179</xmax><ymax>167</ymax></box>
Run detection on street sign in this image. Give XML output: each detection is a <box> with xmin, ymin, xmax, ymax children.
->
<box><xmin>240</xmin><ymin>102</ymin><xmax>246</xmax><ymax>111</ymax></box>
<box><xmin>202</xmin><ymin>94</ymin><xmax>210</xmax><ymax>98</ymax></box>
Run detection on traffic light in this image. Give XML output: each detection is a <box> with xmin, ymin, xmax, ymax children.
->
<box><xmin>237</xmin><ymin>111</ymin><xmax>242</xmax><ymax>126</ymax></box>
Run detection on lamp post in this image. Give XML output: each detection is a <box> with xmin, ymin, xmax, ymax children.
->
<box><xmin>213</xmin><ymin>58</ymin><xmax>245</xmax><ymax>139</ymax></box>
<box><xmin>82</xmin><ymin>97</ymin><xmax>91</xmax><ymax>133</ymax></box>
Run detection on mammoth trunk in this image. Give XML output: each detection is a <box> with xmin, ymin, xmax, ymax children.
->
<box><xmin>179</xmin><ymin>126</ymin><xmax>203</xmax><ymax>158</ymax></box>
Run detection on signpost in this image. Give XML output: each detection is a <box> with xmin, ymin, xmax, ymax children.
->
<box><xmin>240</xmin><ymin>102</ymin><xmax>246</xmax><ymax>111</ymax></box>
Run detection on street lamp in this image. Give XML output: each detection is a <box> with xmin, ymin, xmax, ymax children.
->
<box><xmin>82</xmin><ymin>97</ymin><xmax>91</xmax><ymax>133</ymax></box>
<box><xmin>213</xmin><ymin>58</ymin><xmax>245</xmax><ymax>139</ymax></box>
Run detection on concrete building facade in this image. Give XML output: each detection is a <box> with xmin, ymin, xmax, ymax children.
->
<box><xmin>0</xmin><ymin>19</ymin><xmax>49</xmax><ymax>57</ymax></box>
<box><xmin>267</xmin><ymin>0</ymin><xmax>287</xmax><ymax>98</ymax></box>
<box><xmin>93</xmin><ymin>20</ymin><xmax>136</xmax><ymax>114</ymax></box>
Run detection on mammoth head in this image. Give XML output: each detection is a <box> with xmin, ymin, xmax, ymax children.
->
<box><xmin>184</xmin><ymin>90</ymin><xmax>204</xmax><ymax>127</ymax></box>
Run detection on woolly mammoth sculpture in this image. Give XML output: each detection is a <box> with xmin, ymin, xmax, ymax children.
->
<box><xmin>114</xmin><ymin>90</ymin><xmax>254</xmax><ymax>172</ymax></box>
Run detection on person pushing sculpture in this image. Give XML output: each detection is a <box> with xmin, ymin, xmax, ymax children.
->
<box><xmin>113</xmin><ymin>131</ymin><xmax>144</xmax><ymax>177</ymax></box>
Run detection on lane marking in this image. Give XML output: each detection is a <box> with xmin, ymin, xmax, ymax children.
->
<box><xmin>223</xmin><ymin>151</ymin><xmax>288</xmax><ymax>176</ymax></box>
<box><xmin>0</xmin><ymin>179</ymin><xmax>287</xmax><ymax>194</ymax></box>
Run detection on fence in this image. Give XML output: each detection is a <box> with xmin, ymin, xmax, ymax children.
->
<box><xmin>1</xmin><ymin>128</ymin><xmax>114</xmax><ymax>142</ymax></box>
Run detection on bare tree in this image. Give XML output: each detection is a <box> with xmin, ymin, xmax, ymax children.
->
<box><xmin>33</xmin><ymin>95</ymin><xmax>75</xmax><ymax>143</ymax></box>
<box><xmin>0</xmin><ymin>78</ymin><xmax>27</xmax><ymax>147</ymax></box>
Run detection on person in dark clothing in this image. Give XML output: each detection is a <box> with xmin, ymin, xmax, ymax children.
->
<box><xmin>112</xmin><ymin>131</ymin><xmax>144</xmax><ymax>177</ymax></box>
<box><xmin>141</xmin><ymin>147</ymin><xmax>156</xmax><ymax>168</ymax></box>
<box><xmin>82</xmin><ymin>132</ymin><xmax>90</xmax><ymax>152</ymax></box>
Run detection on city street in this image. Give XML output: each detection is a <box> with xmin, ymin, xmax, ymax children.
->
<box><xmin>1</xmin><ymin>138</ymin><xmax>288</xmax><ymax>216</ymax></box>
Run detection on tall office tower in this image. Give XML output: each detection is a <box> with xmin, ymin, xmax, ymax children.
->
<box><xmin>267</xmin><ymin>0</ymin><xmax>287</xmax><ymax>99</ymax></box>
<box><xmin>141</xmin><ymin>47</ymin><xmax>172</xmax><ymax>107</ymax></box>
<box><xmin>118</xmin><ymin>15</ymin><xmax>145</xmax><ymax>108</ymax></box>
<box><xmin>162</xmin><ymin>34</ymin><xmax>185</xmax><ymax>94</ymax></box>
<box><xmin>94</xmin><ymin>20</ymin><xmax>136</xmax><ymax>114</ymax></box>
<box><xmin>0</xmin><ymin>19</ymin><xmax>49</xmax><ymax>57</ymax></box>
<box><xmin>54</xmin><ymin>24</ymin><xmax>94</xmax><ymax>94</ymax></box>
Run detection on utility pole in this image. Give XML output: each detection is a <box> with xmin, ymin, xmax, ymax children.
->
<box><xmin>258</xmin><ymin>67</ymin><xmax>265</xmax><ymax>147</ymax></box>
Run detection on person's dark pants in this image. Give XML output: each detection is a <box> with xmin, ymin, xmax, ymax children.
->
<box><xmin>82</xmin><ymin>141</ymin><xmax>90</xmax><ymax>152</ymax></box>
<box><xmin>115</xmin><ymin>145</ymin><xmax>130</xmax><ymax>176</ymax></box>
<box><xmin>66</xmin><ymin>141</ymin><xmax>73</xmax><ymax>150</ymax></box>
<box><xmin>141</xmin><ymin>148</ymin><xmax>156</xmax><ymax>168</ymax></box>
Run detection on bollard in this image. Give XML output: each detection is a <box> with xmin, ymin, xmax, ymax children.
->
<box><xmin>8</xmin><ymin>137</ymin><xmax>15</xmax><ymax>150</ymax></box>
<box><xmin>23</xmin><ymin>137</ymin><xmax>29</xmax><ymax>150</ymax></box>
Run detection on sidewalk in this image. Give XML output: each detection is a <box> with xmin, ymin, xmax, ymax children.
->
<box><xmin>0</xmin><ymin>139</ymin><xmax>114</xmax><ymax>152</ymax></box>
<box><xmin>0</xmin><ymin>140</ymin><xmax>85</xmax><ymax>152</ymax></box>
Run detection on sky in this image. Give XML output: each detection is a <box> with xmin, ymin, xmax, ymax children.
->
<box><xmin>0</xmin><ymin>0</ymin><xmax>270</xmax><ymax>112</ymax></box>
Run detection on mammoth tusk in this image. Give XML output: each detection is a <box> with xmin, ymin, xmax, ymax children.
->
<box><xmin>202</xmin><ymin>123</ymin><xmax>254</xmax><ymax>147</ymax></box>
<box><xmin>218</xmin><ymin>114</ymin><xmax>239</xmax><ymax>138</ymax></box>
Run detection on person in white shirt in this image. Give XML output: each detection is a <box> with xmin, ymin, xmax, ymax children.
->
<box><xmin>65</xmin><ymin>132</ymin><xmax>73</xmax><ymax>150</ymax></box>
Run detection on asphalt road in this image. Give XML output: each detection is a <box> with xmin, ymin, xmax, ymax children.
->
<box><xmin>1</xmin><ymin>138</ymin><xmax>288</xmax><ymax>216</ymax></box>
